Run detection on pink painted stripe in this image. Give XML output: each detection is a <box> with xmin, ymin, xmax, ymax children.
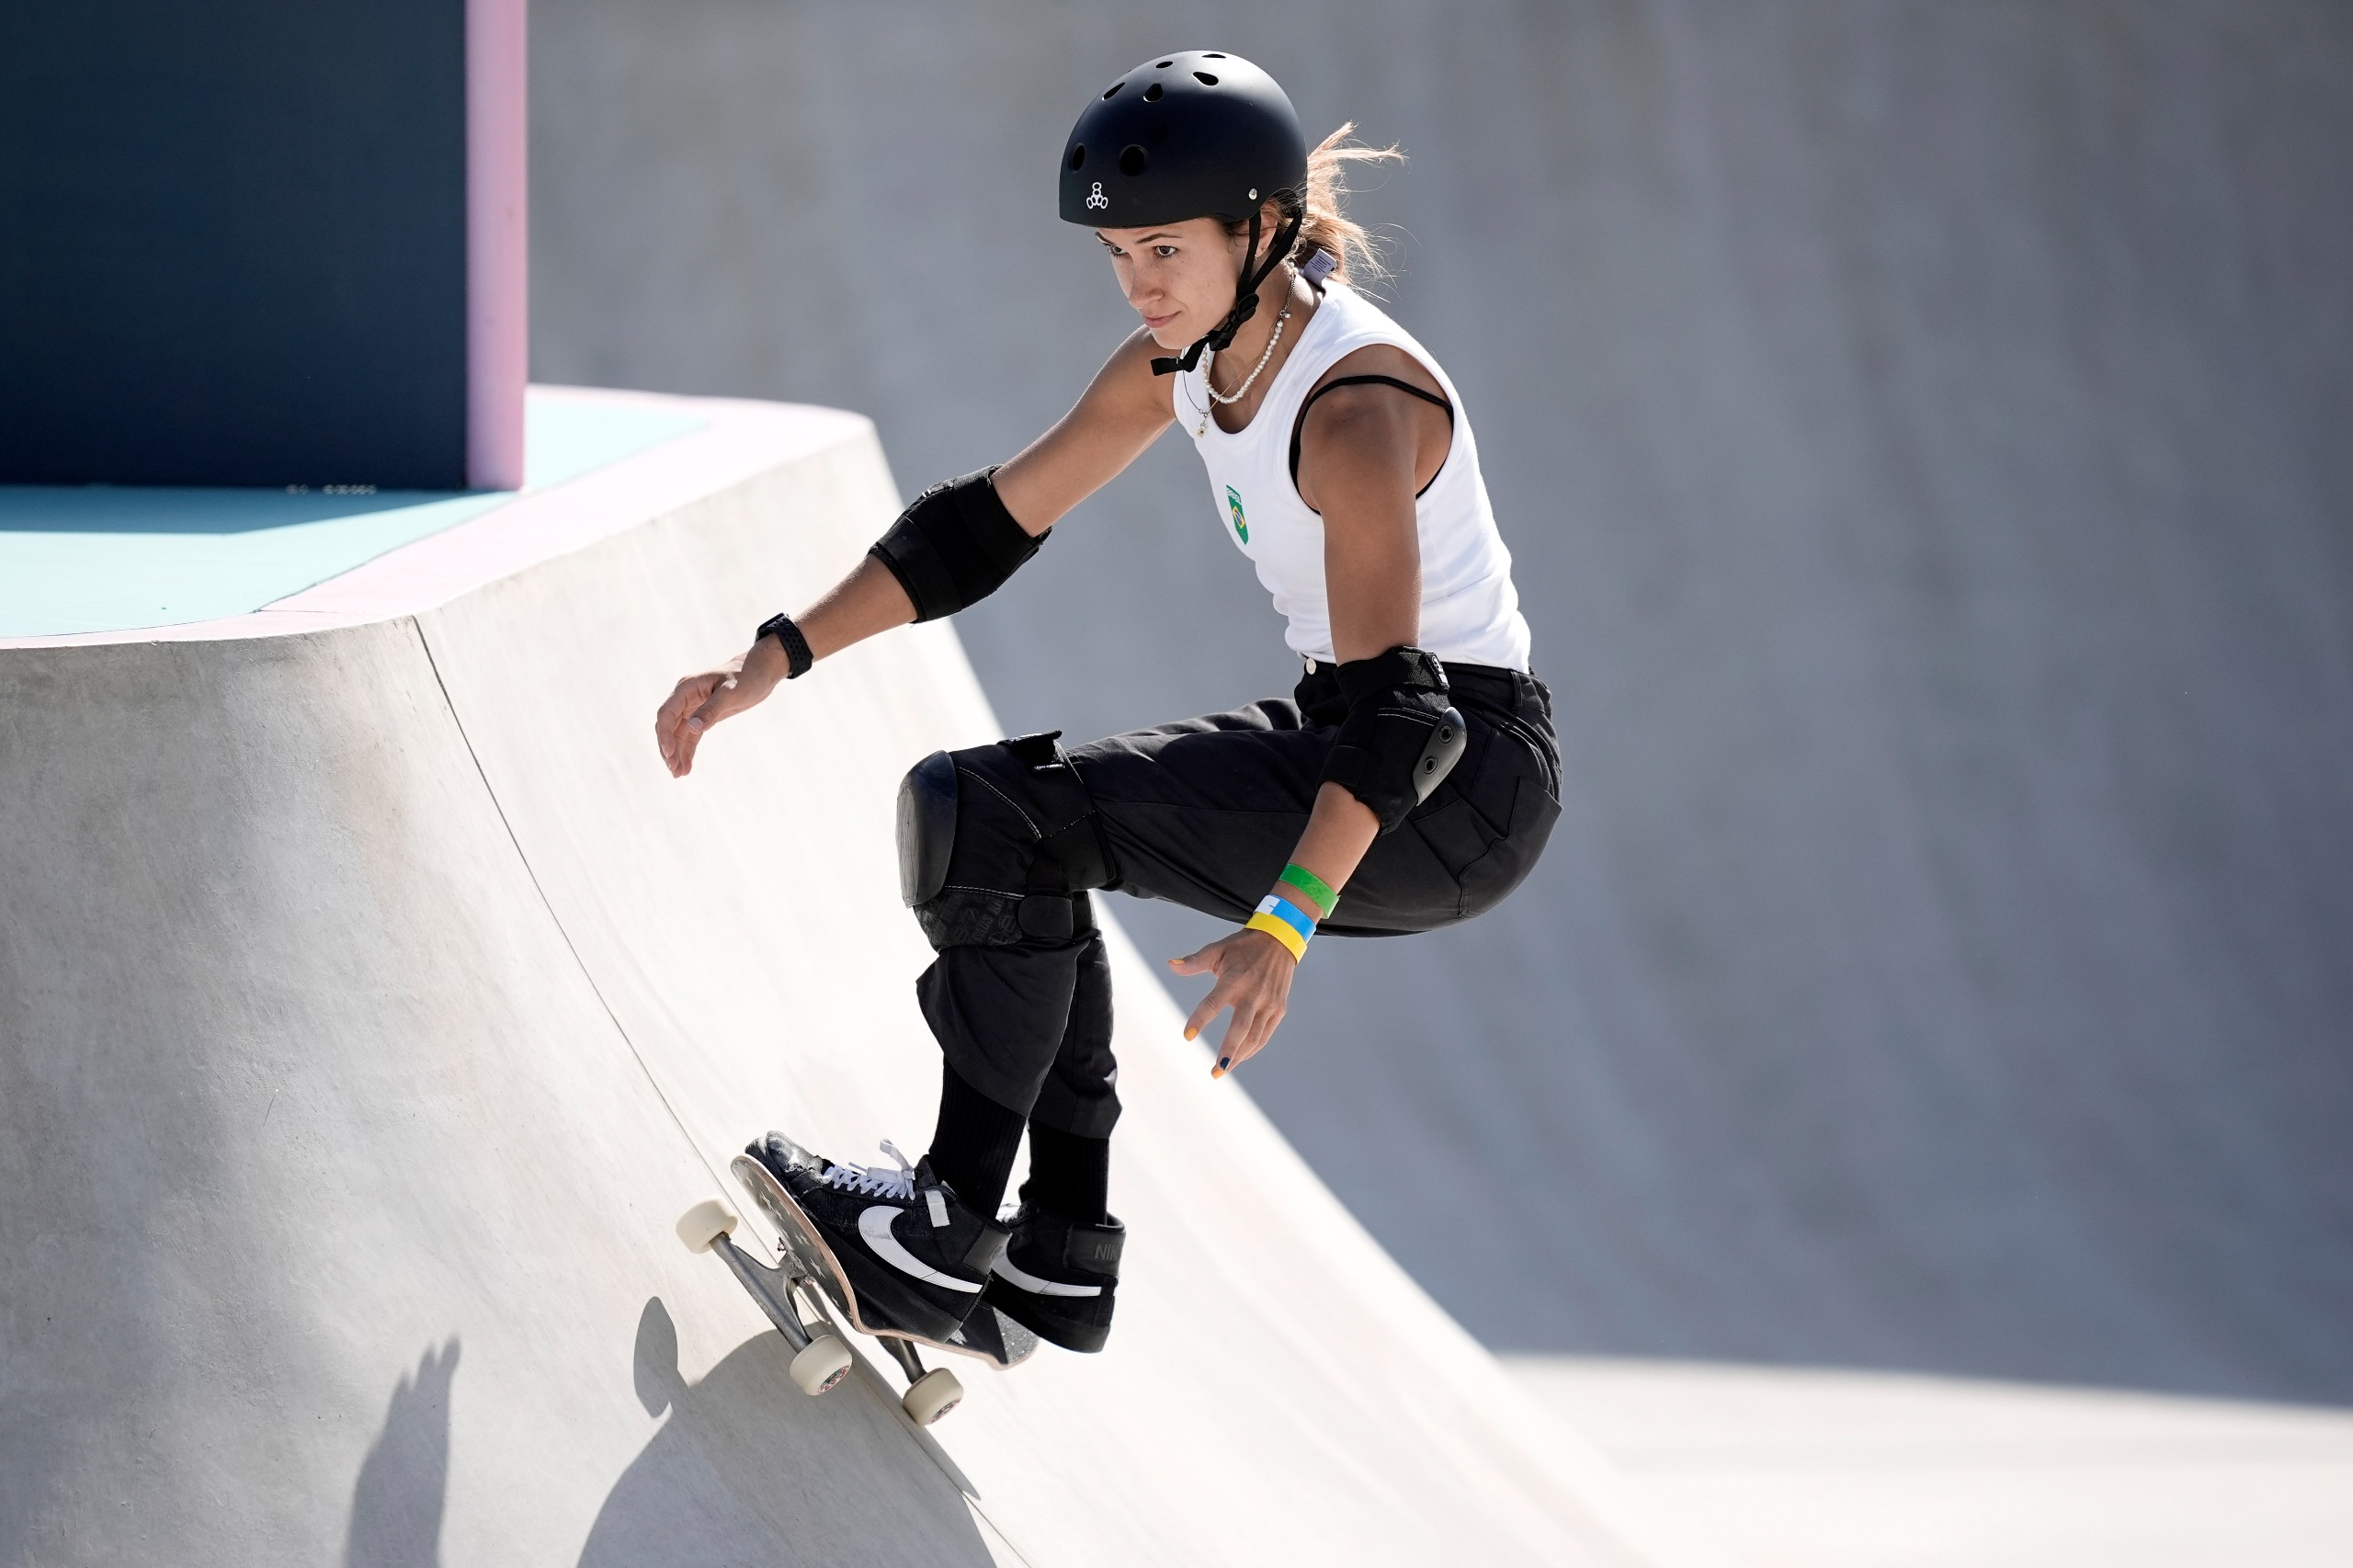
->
<box><xmin>467</xmin><ymin>0</ymin><xmax>529</xmax><ymax>490</ymax></box>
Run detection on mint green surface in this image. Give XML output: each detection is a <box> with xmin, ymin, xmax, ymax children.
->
<box><xmin>0</xmin><ymin>395</ymin><xmax>704</xmax><ymax>638</ymax></box>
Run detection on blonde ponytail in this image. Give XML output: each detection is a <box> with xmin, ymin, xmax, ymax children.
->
<box><xmin>1293</xmin><ymin>123</ymin><xmax>1403</xmax><ymax>288</ymax></box>
<box><xmin>1221</xmin><ymin>124</ymin><xmax>1403</xmax><ymax>290</ymax></box>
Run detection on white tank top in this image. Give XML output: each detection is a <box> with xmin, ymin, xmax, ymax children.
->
<box><xmin>1173</xmin><ymin>281</ymin><xmax>1532</xmax><ymax>672</ymax></box>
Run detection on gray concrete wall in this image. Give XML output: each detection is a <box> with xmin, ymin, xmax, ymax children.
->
<box><xmin>529</xmin><ymin>1</ymin><xmax>2353</xmax><ymax>1401</ymax></box>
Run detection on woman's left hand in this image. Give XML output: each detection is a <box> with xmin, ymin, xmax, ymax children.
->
<box><xmin>1168</xmin><ymin>928</ymin><xmax>1299</xmax><ymax>1077</ymax></box>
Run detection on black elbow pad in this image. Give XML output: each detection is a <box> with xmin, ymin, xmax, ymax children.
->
<box><xmin>1318</xmin><ymin>647</ymin><xmax>1469</xmax><ymax>834</ymax></box>
<box><xmin>870</xmin><ymin>468</ymin><xmax>1046</xmax><ymax>622</ymax></box>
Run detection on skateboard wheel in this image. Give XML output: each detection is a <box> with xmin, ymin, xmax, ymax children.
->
<box><xmin>790</xmin><ymin>1335</ymin><xmax>855</xmax><ymax>1396</ymax></box>
<box><xmin>675</xmin><ymin>1197</ymin><xmax>740</xmax><ymax>1254</ymax></box>
<box><xmin>902</xmin><ymin>1367</ymin><xmax>963</xmax><ymax>1426</ymax></box>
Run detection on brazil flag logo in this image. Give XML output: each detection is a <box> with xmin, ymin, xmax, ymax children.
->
<box><xmin>1225</xmin><ymin>485</ymin><xmax>1248</xmax><ymax>544</ymax></box>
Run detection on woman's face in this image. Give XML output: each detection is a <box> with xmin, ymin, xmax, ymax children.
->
<box><xmin>1097</xmin><ymin>217</ymin><xmax>1246</xmax><ymax>348</ymax></box>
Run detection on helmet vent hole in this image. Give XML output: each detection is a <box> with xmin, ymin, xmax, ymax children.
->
<box><xmin>1202</xmin><ymin>51</ymin><xmax>1226</xmax><ymax>59</ymax></box>
<box><xmin>1067</xmin><ymin>144</ymin><xmax>1086</xmax><ymax>171</ymax></box>
<box><xmin>1155</xmin><ymin>59</ymin><xmax>1174</xmax><ymax>68</ymax></box>
<box><xmin>1102</xmin><ymin>81</ymin><xmax>1123</xmax><ymax>99</ymax></box>
<box><xmin>1119</xmin><ymin>144</ymin><xmax>1150</xmax><ymax>176</ymax></box>
<box><xmin>1193</xmin><ymin>72</ymin><xmax>1219</xmax><ymax>85</ymax></box>
<box><xmin>1142</xmin><ymin>82</ymin><xmax>1164</xmax><ymax>102</ymax></box>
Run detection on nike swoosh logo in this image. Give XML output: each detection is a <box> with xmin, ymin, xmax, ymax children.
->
<box><xmin>858</xmin><ymin>1206</ymin><xmax>982</xmax><ymax>1292</ymax></box>
<box><xmin>991</xmin><ymin>1254</ymin><xmax>1103</xmax><ymax>1298</ymax></box>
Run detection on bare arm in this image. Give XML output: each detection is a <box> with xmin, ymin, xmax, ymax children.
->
<box><xmin>992</xmin><ymin>327</ymin><xmax>1175</xmax><ymax>532</ymax></box>
<box><xmin>1173</xmin><ymin>345</ymin><xmax>1455</xmax><ymax>1074</ymax></box>
<box><xmin>655</xmin><ymin>332</ymin><xmax>1174</xmax><ymax>778</ymax></box>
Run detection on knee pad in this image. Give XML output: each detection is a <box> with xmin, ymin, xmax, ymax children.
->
<box><xmin>999</xmin><ymin>732</ymin><xmax>1115</xmax><ymax>896</ymax></box>
<box><xmin>897</xmin><ymin>750</ymin><xmax>958</xmax><ymax>906</ymax></box>
<box><xmin>897</xmin><ymin>735</ymin><xmax>1116</xmax><ymax>949</ymax></box>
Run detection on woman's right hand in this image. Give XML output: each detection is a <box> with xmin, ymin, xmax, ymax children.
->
<box><xmin>654</xmin><ymin>635</ymin><xmax>788</xmax><ymax>778</ymax></box>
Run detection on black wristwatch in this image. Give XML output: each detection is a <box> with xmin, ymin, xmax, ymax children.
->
<box><xmin>755</xmin><ymin>613</ymin><xmax>814</xmax><ymax>679</ymax></box>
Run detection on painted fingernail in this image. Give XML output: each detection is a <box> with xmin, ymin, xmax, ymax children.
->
<box><xmin>1185</xmin><ymin>1028</ymin><xmax>1199</xmax><ymax>1041</ymax></box>
<box><xmin>1217</xmin><ymin>1057</ymin><xmax>1230</xmax><ymax>1072</ymax></box>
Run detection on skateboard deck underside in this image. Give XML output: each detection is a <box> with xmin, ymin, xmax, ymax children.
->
<box><xmin>729</xmin><ymin>1153</ymin><xmax>1037</xmax><ymax>1369</ymax></box>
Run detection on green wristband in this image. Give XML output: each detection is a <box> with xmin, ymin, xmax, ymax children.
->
<box><xmin>1279</xmin><ymin>863</ymin><xmax>1339</xmax><ymax>921</ymax></box>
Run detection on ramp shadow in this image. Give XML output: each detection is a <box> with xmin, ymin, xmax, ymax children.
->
<box><xmin>577</xmin><ymin>1300</ymin><xmax>996</xmax><ymax>1567</ymax></box>
<box><xmin>346</xmin><ymin>1338</ymin><xmax>462</xmax><ymax>1568</ymax></box>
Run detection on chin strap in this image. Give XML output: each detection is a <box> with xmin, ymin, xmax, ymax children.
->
<box><xmin>1152</xmin><ymin>195</ymin><xmax>1306</xmax><ymax>377</ymax></box>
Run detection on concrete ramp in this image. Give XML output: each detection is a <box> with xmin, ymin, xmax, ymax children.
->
<box><xmin>0</xmin><ymin>389</ymin><xmax>1653</xmax><ymax>1565</ymax></box>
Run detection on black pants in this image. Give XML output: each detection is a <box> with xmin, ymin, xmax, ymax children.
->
<box><xmin>911</xmin><ymin>663</ymin><xmax>1563</xmax><ymax>1139</ymax></box>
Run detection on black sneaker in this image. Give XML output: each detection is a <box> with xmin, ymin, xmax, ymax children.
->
<box><xmin>742</xmin><ymin>1134</ymin><xmax>1008</xmax><ymax>1344</ymax></box>
<box><xmin>983</xmin><ymin>1205</ymin><xmax>1124</xmax><ymax>1353</ymax></box>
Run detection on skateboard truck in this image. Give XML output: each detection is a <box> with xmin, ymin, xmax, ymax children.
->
<box><xmin>676</xmin><ymin>1196</ymin><xmax>965</xmax><ymax>1425</ymax></box>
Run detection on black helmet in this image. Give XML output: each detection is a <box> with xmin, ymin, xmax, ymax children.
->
<box><xmin>1060</xmin><ymin>51</ymin><xmax>1310</xmax><ymax>375</ymax></box>
<box><xmin>1059</xmin><ymin>51</ymin><xmax>1307</xmax><ymax>229</ymax></box>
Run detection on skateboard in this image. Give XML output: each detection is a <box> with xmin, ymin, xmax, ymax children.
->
<box><xmin>674</xmin><ymin>1153</ymin><xmax>1037</xmax><ymax>1426</ymax></box>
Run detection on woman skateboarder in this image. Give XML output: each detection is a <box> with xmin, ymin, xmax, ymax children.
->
<box><xmin>655</xmin><ymin>51</ymin><xmax>1558</xmax><ymax>1358</ymax></box>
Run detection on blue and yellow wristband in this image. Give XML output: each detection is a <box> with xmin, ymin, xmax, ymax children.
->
<box><xmin>1245</xmin><ymin>894</ymin><xmax>1318</xmax><ymax>963</ymax></box>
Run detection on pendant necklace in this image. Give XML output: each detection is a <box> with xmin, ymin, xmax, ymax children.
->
<box><xmin>1195</xmin><ymin>295</ymin><xmax>1293</xmax><ymax>438</ymax></box>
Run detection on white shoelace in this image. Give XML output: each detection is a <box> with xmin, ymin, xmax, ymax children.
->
<box><xmin>822</xmin><ymin>1141</ymin><xmax>916</xmax><ymax>1201</ymax></box>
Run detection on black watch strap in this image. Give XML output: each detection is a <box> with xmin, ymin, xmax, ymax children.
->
<box><xmin>755</xmin><ymin>613</ymin><xmax>814</xmax><ymax>679</ymax></box>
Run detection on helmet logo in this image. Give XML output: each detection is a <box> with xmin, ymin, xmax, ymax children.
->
<box><xmin>1086</xmin><ymin>182</ymin><xmax>1109</xmax><ymax>211</ymax></box>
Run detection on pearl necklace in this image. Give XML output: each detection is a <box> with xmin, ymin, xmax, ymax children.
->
<box><xmin>1195</xmin><ymin>297</ymin><xmax>1293</xmax><ymax>437</ymax></box>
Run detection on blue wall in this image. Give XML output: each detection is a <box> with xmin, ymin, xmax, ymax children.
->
<box><xmin>2</xmin><ymin>0</ymin><xmax>471</xmax><ymax>488</ymax></box>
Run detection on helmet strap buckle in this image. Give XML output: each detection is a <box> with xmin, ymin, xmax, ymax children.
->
<box><xmin>1151</xmin><ymin>197</ymin><xmax>1304</xmax><ymax>378</ymax></box>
